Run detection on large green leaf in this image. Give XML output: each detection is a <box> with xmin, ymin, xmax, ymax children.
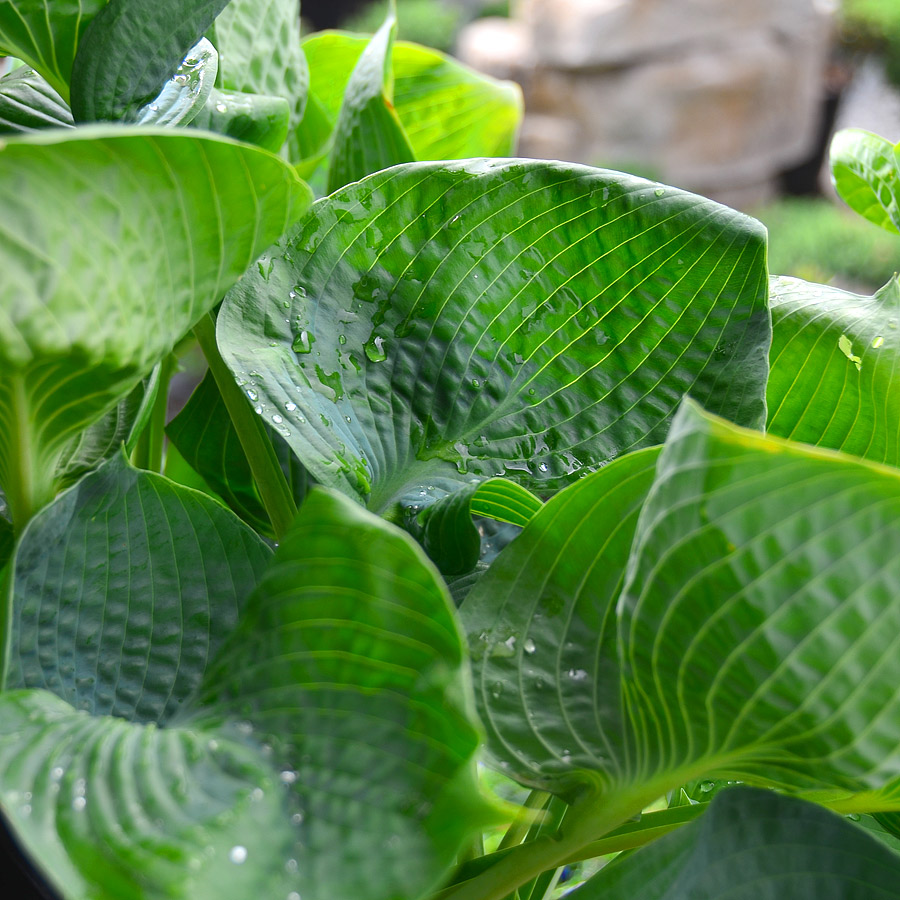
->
<box><xmin>166</xmin><ymin>369</ymin><xmax>309</xmax><ymax>536</ymax></box>
<box><xmin>0</xmin><ymin>0</ymin><xmax>106</xmax><ymax>100</ymax></box>
<box><xmin>326</xmin><ymin>4</ymin><xmax>414</xmax><ymax>193</ymax></box>
<box><xmin>830</xmin><ymin>128</ymin><xmax>900</xmax><ymax>235</ymax></box>
<box><xmin>459</xmin><ymin>447</ymin><xmax>660</xmax><ymax>795</ymax></box>
<box><xmin>571</xmin><ymin>787</ymin><xmax>900</xmax><ymax>899</ymax></box>
<box><xmin>0</xmin><ymin>128</ymin><xmax>308</xmax><ymax>529</ymax></box>
<box><xmin>211</xmin><ymin>0</ymin><xmax>308</xmax><ymax>159</ymax></box>
<box><xmin>6</xmin><ymin>451</ymin><xmax>272</xmax><ymax>717</ymax></box>
<box><xmin>767</xmin><ymin>274</ymin><xmax>900</xmax><ymax>465</ymax></box>
<box><xmin>217</xmin><ymin>160</ymin><xmax>769</xmax><ymax>512</ymax></box>
<box><xmin>1</xmin><ymin>481</ymin><xmax>493</xmax><ymax>900</ymax></box>
<box><xmin>618</xmin><ymin>401</ymin><xmax>900</xmax><ymax>795</ymax></box>
<box><xmin>298</xmin><ymin>30</ymin><xmax>521</xmax><ymax>167</ymax></box>
<box><xmin>0</xmin><ymin>66</ymin><xmax>73</xmax><ymax>134</ymax></box>
<box><xmin>69</xmin><ymin>0</ymin><xmax>230</xmax><ymax>122</ymax></box>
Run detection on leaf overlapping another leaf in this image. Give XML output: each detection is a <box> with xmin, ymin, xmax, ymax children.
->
<box><xmin>1</xmin><ymin>466</ymin><xmax>492</xmax><ymax>900</ymax></box>
<box><xmin>0</xmin><ymin>128</ymin><xmax>309</xmax><ymax>527</ymax></box>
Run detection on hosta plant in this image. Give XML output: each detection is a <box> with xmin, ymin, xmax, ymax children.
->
<box><xmin>2</xmin><ymin>2</ymin><xmax>900</xmax><ymax>900</ymax></box>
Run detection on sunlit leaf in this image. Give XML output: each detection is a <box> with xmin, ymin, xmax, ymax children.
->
<box><xmin>767</xmin><ymin>274</ymin><xmax>900</xmax><ymax>466</ymax></box>
<box><xmin>831</xmin><ymin>128</ymin><xmax>900</xmax><ymax>235</ymax></box>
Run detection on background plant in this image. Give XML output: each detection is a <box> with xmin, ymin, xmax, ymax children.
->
<box><xmin>2</xmin><ymin>3</ymin><xmax>900</xmax><ymax>900</ymax></box>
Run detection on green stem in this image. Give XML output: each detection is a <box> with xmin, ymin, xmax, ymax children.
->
<box><xmin>131</xmin><ymin>355</ymin><xmax>175</xmax><ymax>473</ymax></box>
<box><xmin>193</xmin><ymin>313</ymin><xmax>297</xmax><ymax>539</ymax></box>
<box><xmin>5</xmin><ymin>375</ymin><xmax>55</xmax><ymax>533</ymax></box>
<box><xmin>497</xmin><ymin>790</ymin><xmax>551</xmax><ymax>851</ymax></box>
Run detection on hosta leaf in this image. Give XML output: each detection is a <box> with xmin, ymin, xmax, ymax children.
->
<box><xmin>0</xmin><ymin>0</ymin><xmax>106</xmax><ymax>99</ymax></box>
<box><xmin>572</xmin><ymin>787</ymin><xmax>900</xmax><ymax>899</ymax></box>
<box><xmin>0</xmin><ymin>66</ymin><xmax>73</xmax><ymax>134</ymax></box>
<box><xmin>1</xmin><ymin>482</ymin><xmax>491</xmax><ymax>900</ymax></box>
<box><xmin>830</xmin><ymin>128</ymin><xmax>900</xmax><ymax>235</ymax></box>
<box><xmin>0</xmin><ymin>128</ymin><xmax>308</xmax><ymax>528</ymax></box>
<box><xmin>188</xmin><ymin>87</ymin><xmax>291</xmax><ymax>153</ymax></box>
<box><xmin>403</xmin><ymin>477</ymin><xmax>542</xmax><ymax>576</ymax></box>
<box><xmin>211</xmin><ymin>0</ymin><xmax>308</xmax><ymax>158</ymax></box>
<box><xmin>166</xmin><ymin>370</ymin><xmax>309</xmax><ymax>536</ymax></box>
<box><xmin>184</xmin><ymin>488</ymin><xmax>496</xmax><ymax>900</ymax></box>
<box><xmin>619</xmin><ymin>401</ymin><xmax>900</xmax><ymax>794</ymax></box>
<box><xmin>298</xmin><ymin>30</ymin><xmax>521</xmax><ymax>166</ymax></box>
<box><xmin>131</xmin><ymin>37</ymin><xmax>218</xmax><ymax>127</ymax></box>
<box><xmin>459</xmin><ymin>448</ymin><xmax>660</xmax><ymax>794</ymax></box>
<box><xmin>326</xmin><ymin>5</ymin><xmax>414</xmax><ymax>193</ymax></box>
<box><xmin>7</xmin><ymin>452</ymin><xmax>272</xmax><ymax>720</ymax></box>
<box><xmin>218</xmin><ymin>160</ymin><xmax>769</xmax><ymax>512</ymax></box>
<box><xmin>70</xmin><ymin>0</ymin><xmax>230</xmax><ymax>122</ymax></box>
<box><xmin>767</xmin><ymin>274</ymin><xmax>900</xmax><ymax>466</ymax></box>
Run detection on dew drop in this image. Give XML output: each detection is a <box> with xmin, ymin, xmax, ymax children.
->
<box><xmin>873</xmin><ymin>335</ymin><xmax>885</xmax><ymax>349</ymax></box>
<box><xmin>272</xmin><ymin>414</ymin><xmax>283</xmax><ymax>424</ymax></box>
<box><xmin>847</xmin><ymin>812</ymin><xmax>861</xmax><ymax>822</ymax></box>
<box><xmin>174</xmin><ymin>74</ymin><xmax>188</xmax><ymax>85</ymax></box>
<box><xmin>216</xmin><ymin>102</ymin><xmax>228</xmax><ymax>113</ymax></box>
<box><xmin>246</xmin><ymin>389</ymin><xmax>258</xmax><ymax>401</ymax></box>
<box><xmin>654</xmin><ymin>187</ymin><xmax>665</xmax><ymax>197</ymax></box>
<box><xmin>50</xmin><ymin>767</ymin><xmax>63</xmax><ymax>781</ymax></box>
<box><xmin>364</xmin><ymin>336</ymin><xmax>387</xmax><ymax>362</ymax></box>
<box><xmin>149</xmin><ymin>103</ymin><xmax>159</xmax><ymax>112</ymax></box>
<box><xmin>292</xmin><ymin>330</ymin><xmax>313</xmax><ymax>354</ymax></box>
<box><xmin>285</xmin><ymin>858</ymin><xmax>299</xmax><ymax>873</ymax></box>
<box><xmin>229</xmin><ymin>845</ymin><xmax>248</xmax><ymax>864</ymax></box>
<box><xmin>291</xmin><ymin>812</ymin><xmax>304</xmax><ymax>825</ymax></box>
<box><xmin>250</xmin><ymin>788</ymin><xmax>264</xmax><ymax>801</ymax></box>
<box><xmin>538</xmin><ymin>462</ymin><xmax>549</xmax><ymax>473</ymax></box>
<box><xmin>523</xmin><ymin>638</ymin><xmax>536</xmax><ymax>655</ymax></box>
<box><xmin>567</xmin><ymin>668</ymin><xmax>588</xmax><ymax>681</ymax></box>
<box><xmin>72</xmin><ymin>797</ymin><xmax>86</xmax><ymax>811</ymax></box>
<box><xmin>254</xmin><ymin>406</ymin><xmax>262</xmax><ymax>415</ymax></box>
<box><xmin>280</xmin><ymin>770</ymin><xmax>298</xmax><ymax>785</ymax></box>
<box><xmin>288</xmin><ymin>893</ymin><xmax>301</xmax><ymax>900</ymax></box>
<box><xmin>699</xmin><ymin>780</ymin><xmax>716</xmax><ymax>793</ymax></box>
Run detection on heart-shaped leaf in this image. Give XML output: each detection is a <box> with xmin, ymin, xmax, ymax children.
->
<box><xmin>0</xmin><ymin>1</ymin><xmax>106</xmax><ymax>99</ymax></box>
<box><xmin>570</xmin><ymin>787</ymin><xmax>900</xmax><ymax>899</ymax></box>
<box><xmin>459</xmin><ymin>447</ymin><xmax>660</xmax><ymax>795</ymax></box>
<box><xmin>831</xmin><ymin>128</ymin><xmax>900</xmax><ymax>235</ymax></box>
<box><xmin>0</xmin><ymin>482</ymin><xmax>494</xmax><ymax>900</ymax></box>
<box><xmin>0</xmin><ymin>128</ymin><xmax>309</xmax><ymax>529</ymax></box>
<box><xmin>326</xmin><ymin>4</ymin><xmax>414</xmax><ymax>193</ymax></box>
<box><xmin>70</xmin><ymin>0</ymin><xmax>230</xmax><ymax>122</ymax></box>
<box><xmin>211</xmin><ymin>0</ymin><xmax>309</xmax><ymax>159</ymax></box>
<box><xmin>217</xmin><ymin>160</ymin><xmax>769</xmax><ymax>512</ymax></box>
<box><xmin>0</xmin><ymin>67</ymin><xmax>73</xmax><ymax>134</ymax></box>
<box><xmin>767</xmin><ymin>274</ymin><xmax>900</xmax><ymax>466</ymax></box>
<box><xmin>298</xmin><ymin>29</ymin><xmax>521</xmax><ymax>168</ymax></box>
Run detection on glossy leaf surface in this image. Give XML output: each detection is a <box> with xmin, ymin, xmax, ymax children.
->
<box><xmin>0</xmin><ymin>67</ymin><xmax>73</xmax><ymax>134</ymax></box>
<box><xmin>767</xmin><ymin>274</ymin><xmax>900</xmax><ymax>466</ymax></box>
<box><xmin>619</xmin><ymin>402</ymin><xmax>900</xmax><ymax>793</ymax></box>
<box><xmin>132</xmin><ymin>37</ymin><xmax>218</xmax><ymax>127</ymax></box>
<box><xmin>218</xmin><ymin>160</ymin><xmax>769</xmax><ymax>512</ymax></box>
<box><xmin>1</xmin><ymin>486</ymin><xmax>491</xmax><ymax>900</ymax></box>
<box><xmin>299</xmin><ymin>30</ymin><xmax>521</xmax><ymax>166</ymax></box>
<box><xmin>166</xmin><ymin>370</ymin><xmax>309</xmax><ymax>536</ymax></box>
<box><xmin>0</xmin><ymin>128</ymin><xmax>308</xmax><ymax>527</ymax></box>
<box><xmin>212</xmin><ymin>0</ymin><xmax>308</xmax><ymax>159</ymax></box>
<box><xmin>70</xmin><ymin>0</ymin><xmax>229</xmax><ymax>122</ymax></box>
<box><xmin>572</xmin><ymin>787</ymin><xmax>900</xmax><ymax>899</ymax></box>
<box><xmin>459</xmin><ymin>448</ymin><xmax>660</xmax><ymax>794</ymax></box>
<box><xmin>326</xmin><ymin>7</ymin><xmax>413</xmax><ymax>193</ymax></box>
<box><xmin>0</xmin><ymin>0</ymin><xmax>105</xmax><ymax>99</ymax></box>
<box><xmin>831</xmin><ymin>128</ymin><xmax>900</xmax><ymax>235</ymax></box>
